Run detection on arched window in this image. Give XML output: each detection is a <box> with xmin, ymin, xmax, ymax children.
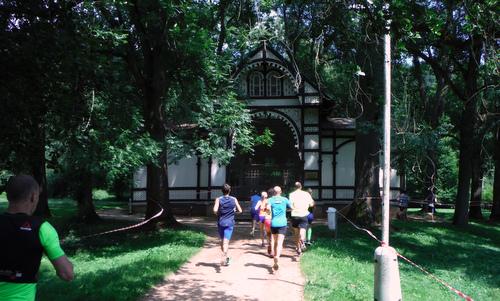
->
<box><xmin>267</xmin><ymin>71</ymin><xmax>282</xmax><ymax>96</ymax></box>
<box><xmin>249</xmin><ymin>72</ymin><xmax>264</xmax><ymax>96</ymax></box>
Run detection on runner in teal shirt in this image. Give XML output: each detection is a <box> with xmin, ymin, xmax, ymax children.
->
<box><xmin>268</xmin><ymin>186</ymin><xmax>292</xmax><ymax>271</ymax></box>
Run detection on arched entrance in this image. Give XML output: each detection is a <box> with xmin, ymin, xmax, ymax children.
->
<box><xmin>228</xmin><ymin>116</ymin><xmax>302</xmax><ymax>200</ymax></box>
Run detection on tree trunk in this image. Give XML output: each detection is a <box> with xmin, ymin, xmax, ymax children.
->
<box><xmin>348</xmin><ymin>121</ymin><xmax>381</xmax><ymax>226</ymax></box>
<box><xmin>452</xmin><ymin>99</ymin><xmax>476</xmax><ymax>225</ymax></box>
<box><xmin>75</xmin><ymin>171</ymin><xmax>99</xmax><ymax>222</ymax></box>
<box><xmin>32</xmin><ymin>121</ymin><xmax>51</xmax><ymax>217</ymax></box>
<box><xmin>216</xmin><ymin>0</ymin><xmax>229</xmax><ymax>55</ymax></box>
<box><xmin>142</xmin><ymin>88</ymin><xmax>178</xmax><ymax>226</ymax></box>
<box><xmin>348</xmin><ymin>34</ymin><xmax>383</xmax><ymax>225</ymax></box>
<box><xmin>468</xmin><ymin>133</ymin><xmax>484</xmax><ymax>219</ymax></box>
<box><xmin>489</xmin><ymin>126</ymin><xmax>500</xmax><ymax>222</ymax></box>
<box><xmin>413</xmin><ymin>55</ymin><xmax>446</xmax><ymax>193</ymax></box>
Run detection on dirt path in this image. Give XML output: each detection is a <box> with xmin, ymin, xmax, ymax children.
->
<box><xmin>140</xmin><ymin>217</ymin><xmax>305</xmax><ymax>301</ymax></box>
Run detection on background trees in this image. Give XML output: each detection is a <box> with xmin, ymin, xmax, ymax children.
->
<box><xmin>0</xmin><ymin>0</ymin><xmax>497</xmax><ymax>226</ymax></box>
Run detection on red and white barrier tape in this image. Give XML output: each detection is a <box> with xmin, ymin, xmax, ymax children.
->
<box><xmin>335</xmin><ymin>210</ymin><xmax>474</xmax><ymax>301</ymax></box>
<box><xmin>73</xmin><ymin>201</ymin><xmax>164</xmax><ymax>241</ymax></box>
<box><xmin>337</xmin><ymin>211</ymin><xmax>382</xmax><ymax>244</ymax></box>
<box><xmin>395</xmin><ymin>252</ymin><xmax>474</xmax><ymax>301</ymax></box>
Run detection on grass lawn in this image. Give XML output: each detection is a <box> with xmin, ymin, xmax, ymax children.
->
<box><xmin>301</xmin><ymin>209</ymin><xmax>500</xmax><ymax>301</ymax></box>
<box><xmin>0</xmin><ymin>193</ymin><xmax>205</xmax><ymax>301</ymax></box>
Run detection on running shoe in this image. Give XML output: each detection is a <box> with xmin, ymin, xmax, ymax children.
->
<box><xmin>225</xmin><ymin>257</ymin><xmax>231</xmax><ymax>266</ymax></box>
<box><xmin>273</xmin><ymin>258</ymin><xmax>279</xmax><ymax>270</ymax></box>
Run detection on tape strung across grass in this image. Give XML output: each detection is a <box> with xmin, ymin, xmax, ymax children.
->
<box><xmin>335</xmin><ymin>203</ymin><xmax>474</xmax><ymax>301</ymax></box>
<box><xmin>64</xmin><ymin>200</ymin><xmax>164</xmax><ymax>242</ymax></box>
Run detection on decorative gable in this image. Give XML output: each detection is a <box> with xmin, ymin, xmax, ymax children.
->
<box><xmin>233</xmin><ymin>43</ymin><xmax>326</xmax><ymax>104</ymax></box>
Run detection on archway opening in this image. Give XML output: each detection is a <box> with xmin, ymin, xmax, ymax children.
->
<box><xmin>228</xmin><ymin>118</ymin><xmax>302</xmax><ymax>200</ymax></box>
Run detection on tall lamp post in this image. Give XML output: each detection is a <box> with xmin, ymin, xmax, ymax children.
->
<box><xmin>373</xmin><ymin>2</ymin><xmax>402</xmax><ymax>301</ymax></box>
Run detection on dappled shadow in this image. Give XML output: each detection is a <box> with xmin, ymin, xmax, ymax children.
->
<box><xmin>247</xmin><ymin>277</ymin><xmax>304</xmax><ymax>287</ymax></box>
<box><xmin>311</xmin><ymin>218</ymin><xmax>500</xmax><ymax>291</ymax></box>
<box><xmin>62</xmin><ymin>228</ymin><xmax>205</xmax><ymax>260</ymax></box>
<box><xmin>37</xmin><ymin>256</ymin><xmax>188</xmax><ymax>301</ymax></box>
<box><xmin>196</xmin><ymin>262</ymin><xmax>221</xmax><ymax>273</ymax></box>
<box><xmin>244</xmin><ymin>262</ymin><xmax>274</xmax><ymax>274</ymax></box>
<box><xmin>143</xmin><ymin>278</ymin><xmax>259</xmax><ymax>301</ymax></box>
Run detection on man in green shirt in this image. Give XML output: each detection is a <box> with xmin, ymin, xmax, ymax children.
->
<box><xmin>0</xmin><ymin>175</ymin><xmax>74</xmax><ymax>301</ymax></box>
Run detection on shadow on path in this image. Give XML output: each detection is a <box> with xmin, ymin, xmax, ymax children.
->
<box><xmin>141</xmin><ymin>217</ymin><xmax>306</xmax><ymax>301</ymax></box>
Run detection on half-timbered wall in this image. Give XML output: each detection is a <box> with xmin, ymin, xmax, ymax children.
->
<box><xmin>131</xmin><ymin>44</ymin><xmax>402</xmax><ymax>211</ymax></box>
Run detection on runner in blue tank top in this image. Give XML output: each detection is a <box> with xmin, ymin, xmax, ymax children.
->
<box><xmin>267</xmin><ymin>186</ymin><xmax>293</xmax><ymax>271</ymax></box>
<box><xmin>249</xmin><ymin>191</ymin><xmax>261</xmax><ymax>236</ymax></box>
<box><xmin>213</xmin><ymin>184</ymin><xmax>242</xmax><ymax>267</ymax></box>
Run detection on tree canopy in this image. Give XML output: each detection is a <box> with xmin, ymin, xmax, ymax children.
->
<box><xmin>0</xmin><ymin>0</ymin><xmax>498</xmax><ymax>225</ymax></box>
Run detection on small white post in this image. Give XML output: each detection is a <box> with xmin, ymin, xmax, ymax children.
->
<box><xmin>374</xmin><ymin>2</ymin><xmax>402</xmax><ymax>301</ymax></box>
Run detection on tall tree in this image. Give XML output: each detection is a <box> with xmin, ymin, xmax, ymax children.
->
<box><xmin>393</xmin><ymin>0</ymin><xmax>498</xmax><ymax>225</ymax></box>
<box><xmin>490</xmin><ymin>126</ymin><xmax>500</xmax><ymax>222</ymax></box>
<box><xmin>94</xmin><ymin>0</ymin><xmax>256</xmax><ymax>225</ymax></box>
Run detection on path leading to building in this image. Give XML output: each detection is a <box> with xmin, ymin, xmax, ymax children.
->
<box><xmin>140</xmin><ymin>217</ymin><xmax>306</xmax><ymax>301</ymax></box>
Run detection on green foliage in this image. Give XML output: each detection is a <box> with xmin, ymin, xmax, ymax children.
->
<box><xmin>436</xmin><ymin>137</ymin><xmax>459</xmax><ymax>202</ymax></box>
<box><xmin>0</xmin><ymin>198</ymin><xmax>205</xmax><ymax>301</ymax></box>
<box><xmin>482</xmin><ymin>176</ymin><xmax>494</xmax><ymax>203</ymax></box>
<box><xmin>302</xmin><ymin>214</ymin><xmax>500</xmax><ymax>300</ymax></box>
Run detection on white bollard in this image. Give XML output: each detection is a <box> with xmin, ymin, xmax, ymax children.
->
<box><xmin>374</xmin><ymin>245</ymin><xmax>402</xmax><ymax>301</ymax></box>
<box><xmin>326</xmin><ymin>207</ymin><xmax>338</xmax><ymax>238</ymax></box>
<box><xmin>327</xmin><ymin>207</ymin><xmax>337</xmax><ymax>230</ymax></box>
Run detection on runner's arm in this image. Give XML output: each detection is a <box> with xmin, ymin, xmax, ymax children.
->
<box><xmin>254</xmin><ymin>200</ymin><xmax>262</xmax><ymax>211</ymax></box>
<box><xmin>213</xmin><ymin>198</ymin><xmax>220</xmax><ymax>215</ymax></box>
<box><xmin>51</xmin><ymin>255</ymin><xmax>74</xmax><ymax>281</ymax></box>
<box><xmin>235</xmin><ymin>199</ymin><xmax>243</xmax><ymax>213</ymax></box>
<box><xmin>39</xmin><ymin>222</ymin><xmax>74</xmax><ymax>281</ymax></box>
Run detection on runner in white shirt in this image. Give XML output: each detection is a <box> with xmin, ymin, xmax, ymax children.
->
<box><xmin>289</xmin><ymin>182</ymin><xmax>314</xmax><ymax>255</ymax></box>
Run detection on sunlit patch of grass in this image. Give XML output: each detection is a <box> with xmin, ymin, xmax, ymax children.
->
<box><xmin>1</xmin><ymin>196</ymin><xmax>205</xmax><ymax>301</ymax></box>
<box><xmin>301</xmin><ymin>215</ymin><xmax>500</xmax><ymax>301</ymax></box>
<box><xmin>37</xmin><ymin>228</ymin><xmax>204</xmax><ymax>301</ymax></box>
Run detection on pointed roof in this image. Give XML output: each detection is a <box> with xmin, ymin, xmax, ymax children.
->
<box><xmin>233</xmin><ymin>42</ymin><xmax>331</xmax><ymax>102</ymax></box>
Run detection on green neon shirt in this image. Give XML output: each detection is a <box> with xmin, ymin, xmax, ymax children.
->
<box><xmin>0</xmin><ymin>221</ymin><xmax>65</xmax><ymax>301</ymax></box>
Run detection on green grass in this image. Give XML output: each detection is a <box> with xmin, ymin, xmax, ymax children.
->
<box><xmin>1</xmin><ymin>194</ymin><xmax>206</xmax><ymax>301</ymax></box>
<box><xmin>301</xmin><ymin>209</ymin><xmax>500</xmax><ymax>301</ymax></box>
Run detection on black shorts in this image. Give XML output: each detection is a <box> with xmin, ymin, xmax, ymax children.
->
<box><xmin>271</xmin><ymin>226</ymin><xmax>287</xmax><ymax>235</ymax></box>
<box><xmin>291</xmin><ymin>216</ymin><xmax>308</xmax><ymax>229</ymax></box>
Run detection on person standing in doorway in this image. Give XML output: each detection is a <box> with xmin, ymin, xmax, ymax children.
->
<box><xmin>0</xmin><ymin>175</ymin><xmax>74</xmax><ymax>301</ymax></box>
<box><xmin>289</xmin><ymin>182</ymin><xmax>314</xmax><ymax>255</ymax></box>
<box><xmin>268</xmin><ymin>186</ymin><xmax>292</xmax><ymax>271</ymax></box>
<box><xmin>249</xmin><ymin>190</ymin><xmax>261</xmax><ymax>236</ymax></box>
<box><xmin>213</xmin><ymin>184</ymin><xmax>242</xmax><ymax>266</ymax></box>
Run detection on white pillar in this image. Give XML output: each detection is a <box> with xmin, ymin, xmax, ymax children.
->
<box><xmin>374</xmin><ymin>246</ymin><xmax>402</xmax><ymax>301</ymax></box>
<box><xmin>374</xmin><ymin>3</ymin><xmax>402</xmax><ymax>300</ymax></box>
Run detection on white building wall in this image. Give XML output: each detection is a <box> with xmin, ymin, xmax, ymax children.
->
<box><xmin>335</xmin><ymin>140</ymin><xmax>355</xmax><ymax>186</ymax></box>
<box><xmin>211</xmin><ymin>160</ymin><xmax>226</xmax><ymax>186</ymax></box>
<box><xmin>304</xmin><ymin>135</ymin><xmax>319</xmax><ymax>149</ymax></box>
<box><xmin>200</xmin><ymin>158</ymin><xmax>209</xmax><ymax>187</ymax></box>
<box><xmin>304</xmin><ymin>152</ymin><xmax>319</xmax><ymax>170</ymax></box>
<box><xmin>321</xmin><ymin>154</ymin><xmax>333</xmax><ymax>186</ymax></box>
<box><xmin>304</xmin><ymin>108</ymin><xmax>318</xmax><ymax>124</ymax></box>
<box><xmin>168</xmin><ymin>157</ymin><xmax>197</xmax><ymax>187</ymax></box>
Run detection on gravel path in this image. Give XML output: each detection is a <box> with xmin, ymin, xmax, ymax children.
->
<box><xmin>140</xmin><ymin>217</ymin><xmax>305</xmax><ymax>301</ymax></box>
